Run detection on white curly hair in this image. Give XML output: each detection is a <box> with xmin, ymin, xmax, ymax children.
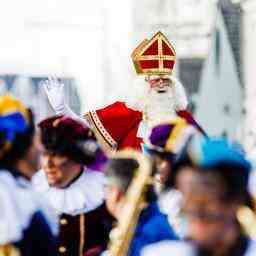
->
<box><xmin>124</xmin><ymin>75</ymin><xmax>188</xmax><ymax>142</ymax></box>
<box><xmin>125</xmin><ymin>76</ymin><xmax>188</xmax><ymax>128</ymax></box>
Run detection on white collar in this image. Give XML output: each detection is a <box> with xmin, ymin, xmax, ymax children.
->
<box><xmin>16</xmin><ymin>176</ymin><xmax>32</xmax><ymax>189</ymax></box>
<box><xmin>32</xmin><ymin>169</ymin><xmax>105</xmax><ymax>216</ymax></box>
<box><xmin>245</xmin><ymin>239</ymin><xmax>256</xmax><ymax>256</ymax></box>
<box><xmin>142</xmin><ymin>240</ymin><xmax>256</xmax><ymax>256</ymax></box>
<box><xmin>0</xmin><ymin>171</ymin><xmax>38</xmax><ymax>244</ymax></box>
<box><xmin>141</xmin><ymin>241</ymin><xmax>195</xmax><ymax>256</ymax></box>
<box><xmin>159</xmin><ymin>189</ymin><xmax>183</xmax><ymax>218</ymax></box>
<box><xmin>137</xmin><ymin>120</ymin><xmax>146</xmax><ymax>138</ymax></box>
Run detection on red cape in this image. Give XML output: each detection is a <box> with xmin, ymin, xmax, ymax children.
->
<box><xmin>84</xmin><ymin>101</ymin><xmax>205</xmax><ymax>151</ymax></box>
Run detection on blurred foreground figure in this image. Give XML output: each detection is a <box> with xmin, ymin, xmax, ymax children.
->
<box><xmin>0</xmin><ymin>95</ymin><xmax>57</xmax><ymax>256</ymax></box>
<box><xmin>33</xmin><ymin>116</ymin><xmax>114</xmax><ymax>256</ymax></box>
<box><xmin>43</xmin><ymin>31</ymin><xmax>203</xmax><ymax>152</ymax></box>
<box><xmin>104</xmin><ymin>150</ymin><xmax>177</xmax><ymax>256</ymax></box>
<box><xmin>143</xmin><ymin>138</ymin><xmax>256</xmax><ymax>255</ymax></box>
<box><xmin>145</xmin><ymin>117</ymin><xmax>205</xmax><ymax>237</ymax></box>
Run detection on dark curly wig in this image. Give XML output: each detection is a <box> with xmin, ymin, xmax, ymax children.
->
<box><xmin>38</xmin><ymin>115</ymin><xmax>100</xmax><ymax>166</ymax></box>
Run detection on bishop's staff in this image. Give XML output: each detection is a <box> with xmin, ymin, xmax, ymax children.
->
<box><xmin>107</xmin><ymin>150</ymin><xmax>153</xmax><ymax>256</ymax></box>
<box><xmin>0</xmin><ymin>245</ymin><xmax>20</xmax><ymax>256</ymax></box>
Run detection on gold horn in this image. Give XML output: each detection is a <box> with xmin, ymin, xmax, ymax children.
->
<box><xmin>0</xmin><ymin>245</ymin><xmax>21</xmax><ymax>256</ymax></box>
<box><xmin>107</xmin><ymin>150</ymin><xmax>153</xmax><ymax>256</ymax></box>
<box><xmin>237</xmin><ymin>205</ymin><xmax>256</xmax><ymax>239</ymax></box>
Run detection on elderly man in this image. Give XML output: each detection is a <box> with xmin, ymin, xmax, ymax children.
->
<box><xmin>43</xmin><ymin>31</ymin><xmax>203</xmax><ymax>152</ymax></box>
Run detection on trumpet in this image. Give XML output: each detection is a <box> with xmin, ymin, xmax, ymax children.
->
<box><xmin>107</xmin><ymin>150</ymin><xmax>153</xmax><ymax>256</ymax></box>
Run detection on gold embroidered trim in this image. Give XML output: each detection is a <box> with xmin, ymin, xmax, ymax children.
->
<box><xmin>84</xmin><ymin>111</ymin><xmax>117</xmax><ymax>152</ymax></box>
<box><xmin>165</xmin><ymin>118</ymin><xmax>188</xmax><ymax>152</ymax></box>
<box><xmin>131</xmin><ymin>31</ymin><xmax>176</xmax><ymax>75</ymax></box>
<box><xmin>79</xmin><ymin>214</ymin><xmax>85</xmax><ymax>256</ymax></box>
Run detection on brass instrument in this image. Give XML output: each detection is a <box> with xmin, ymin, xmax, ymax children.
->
<box><xmin>107</xmin><ymin>150</ymin><xmax>153</xmax><ymax>256</ymax></box>
<box><xmin>0</xmin><ymin>245</ymin><xmax>20</xmax><ymax>256</ymax></box>
<box><xmin>237</xmin><ymin>205</ymin><xmax>256</xmax><ymax>239</ymax></box>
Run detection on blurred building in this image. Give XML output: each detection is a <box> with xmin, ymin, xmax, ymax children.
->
<box><xmin>195</xmin><ymin>7</ymin><xmax>243</xmax><ymax>140</ymax></box>
<box><xmin>192</xmin><ymin>0</ymin><xmax>243</xmax><ymax>141</ymax></box>
<box><xmin>131</xmin><ymin>0</ymin><xmax>244</xmax><ymax>140</ymax></box>
<box><xmin>177</xmin><ymin>0</ymin><xmax>242</xmax><ymax>101</ymax></box>
<box><xmin>240</xmin><ymin>0</ymin><xmax>256</xmax><ymax>153</ymax></box>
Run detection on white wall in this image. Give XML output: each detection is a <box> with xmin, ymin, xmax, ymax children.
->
<box><xmin>242</xmin><ymin>0</ymin><xmax>256</xmax><ymax>153</ymax></box>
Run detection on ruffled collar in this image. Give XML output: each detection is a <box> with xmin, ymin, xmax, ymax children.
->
<box><xmin>0</xmin><ymin>171</ymin><xmax>38</xmax><ymax>244</ymax></box>
<box><xmin>32</xmin><ymin>168</ymin><xmax>105</xmax><ymax>216</ymax></box>
<box><xmin>246</xmin><ymin>240</ymin><xmax>256</xmax><ymax>256</ymax></box>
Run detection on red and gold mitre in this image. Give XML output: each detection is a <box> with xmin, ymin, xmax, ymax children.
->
<box><xmin>131</xmin><ymin>31</ymin><xmax>176</xmax><ymax>75</ymax></box>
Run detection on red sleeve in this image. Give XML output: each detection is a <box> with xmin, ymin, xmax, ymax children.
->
<box><xmin>85</xmin><ymin>102</ymin><xmax>143</xmax><ymax>151</ymax></box>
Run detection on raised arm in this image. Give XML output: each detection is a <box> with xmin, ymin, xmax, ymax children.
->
<box><xmin>43</xmin><ymin>77</ymin><xmax>90</xmax><ymax>126</ymax></box>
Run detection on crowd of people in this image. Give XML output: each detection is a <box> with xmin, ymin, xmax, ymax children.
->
<box><xmin>1</xmin><ymin>31</ymin><xmax>256</xmax><ymax>256</ymax></box>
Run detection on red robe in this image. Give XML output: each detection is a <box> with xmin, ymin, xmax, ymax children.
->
<box><xmin>84</xmin><ymin>101</ymin><xmax>205</xmax><ymax>152</ymax></box>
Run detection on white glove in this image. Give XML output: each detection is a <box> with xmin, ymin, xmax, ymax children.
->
<box><xmin>43</xmin><ymin>76</ymin><xmax>67</xmax><ymax>115</ymax></box>
<box><xmin>42</xmin><ymin>76</ymin><xmax>90</xmax><ymax>127</ymax></box>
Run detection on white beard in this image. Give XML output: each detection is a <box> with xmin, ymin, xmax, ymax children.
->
<box><xmin>142</xmin><ymin>88</ymin><xmax>178</xmax><ymax>141</ymax></box>
<box><xmin>144</xmin><ymin>89</ymin><xmax>177</xmax><ymax>126</ymax></box>
<box><xmin>125</xmin><ymin>77</ymin><xmax>188</xmax><ymax>142</ymax></box>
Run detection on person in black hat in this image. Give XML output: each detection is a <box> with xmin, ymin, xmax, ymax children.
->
<box><xmin>146</xmin><ymin>117</ymin><xmax>197</xmax><ymax>188</ymax></box>
<box><xmin>145</xmin><ymin>117</ymin><xmax>204</xmax><ymax>237</ymax></box>
<box><xmin>33</xmin><ymin>115</ymin><xmax>114</xmax><ymax>256</ymax></box>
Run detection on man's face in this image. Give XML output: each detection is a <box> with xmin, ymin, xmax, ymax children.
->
<box><xmin>41</xmin><ymin>153</ymin><xmax>82</xmax><ymax>188</ymax></box>
<box><xmin>180</xmin><ymin>169</ymin><xmax>238</xmax><ymax>250</ymax></box>
<box><xmin>104</xmin><ymin>181</ymin><xmax>125</xmax><ymax>218</ymax></box>
<box><xmin>154</xmin><ymin>155</ymin><xmax>171</xmax><ymax>184</ymax></box>
<box><xmin>184</xmin><ymin>194</ymin><xmax>236</xmax><ymax>250</ymax></box>
<box><xmin>146</xmin><ymin>75</ymin><xmax>172</xmax><ymax>93</ymax></box>
<box><xmin>175</xmin><ymin>166</ymin><xmax>196</xmax><ymax>197</ymax></box>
